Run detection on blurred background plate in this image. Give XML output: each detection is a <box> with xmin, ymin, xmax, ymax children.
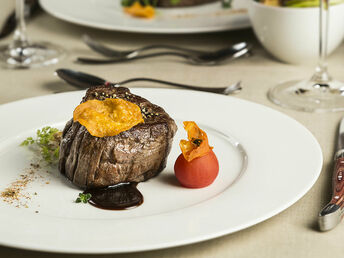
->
<box><xmin>39</xmin><ymin>0</ymin><xmax>250</xmax><ymax>34</ymax></box>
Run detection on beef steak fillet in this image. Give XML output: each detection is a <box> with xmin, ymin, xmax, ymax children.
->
<box><xmin>59</xmin><ymin>86</ymin><xmax>177</xmax><ymax>189</ymax></box>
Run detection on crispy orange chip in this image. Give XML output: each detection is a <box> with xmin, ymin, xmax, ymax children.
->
<box><xmin>124</xmin><ymin>2</ymin><xmax>155</xmax><ymax>19</ymax></box>
<box><xmin>180</xmin><ymin>121</ymin><xmax>213</xmax><ymax>162</ymax></box>
<box><xmin>73</xmin><ymin>98</ymin><xmax>144</xmax><ymax>138</ymax></box>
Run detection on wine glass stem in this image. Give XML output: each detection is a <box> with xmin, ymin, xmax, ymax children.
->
<box><xmin>312</xmin><ymin>0</ymin><xmax>331</xmax><ymax>83</ymax></box>
<box><xmin>11</xmin><ymin>0</ymin><xmax>29</xmax><ymax>48</ymax></box>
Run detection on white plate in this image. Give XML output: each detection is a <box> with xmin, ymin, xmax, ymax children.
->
<box><xmin>39</xmin><ymin>0</ymin><xmax>250</xmax><ymax>34</ymax></box>
<box><xmin>0</xmin><ymin>89</ymin><xmax>322</xmax><ymax>253</ymax></box>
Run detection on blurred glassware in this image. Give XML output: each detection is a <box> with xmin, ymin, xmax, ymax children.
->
<box><xmin>0</xmin><ymin>0</ymin><xmax>15</xmax><ymax>39</ymax></box>
<box><xmin>267</xmin><ymin>0</ymin><xmax>344</xmax><ymax>112</ymax></box>
<box><xmin>0</xmin><ymin>0</ymin><xmax>64</xmax><ymax>68</ymax></box>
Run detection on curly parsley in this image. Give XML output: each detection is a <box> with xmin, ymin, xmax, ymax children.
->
<box><xmin>75</xmin><ymin>193</ymin><xmax>92</xmax><ymax>203</ymax></box>
<box><xmin>21</xmin><ymin>126</ymin><xmax>62</xmax><ymax>164</ymax></box>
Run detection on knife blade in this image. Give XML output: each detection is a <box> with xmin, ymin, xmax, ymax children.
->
<box><xmin>55</xmin><ymin>69</ymin><xmax>107</xmax><ymax>88</ymax></box>
<box><xmin>318</xmin><ymin>117</ymin><xmax>344</xmax><ymax>231</ymax></box>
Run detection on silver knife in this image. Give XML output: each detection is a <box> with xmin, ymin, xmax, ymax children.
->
<box><xmin>318</xmin><ymin>117</ymin><xmax>344</xmax><ymax>231</ymax></box>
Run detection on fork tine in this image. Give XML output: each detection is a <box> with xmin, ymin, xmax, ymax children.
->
<box><xmin>82</xmin><ymin>34</ymin><xmax>123</xmax><ymax>57</ymax></box>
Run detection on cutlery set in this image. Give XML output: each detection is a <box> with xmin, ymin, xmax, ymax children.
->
<box><xmin>53</xmin><ymin>35</ymin><xmax>248</xmax><ymax>94</ymax></box>
<box><xmin>54</xmin><ymin>35</ymin><xmax>247</xmax><ymax>94</ymax></box>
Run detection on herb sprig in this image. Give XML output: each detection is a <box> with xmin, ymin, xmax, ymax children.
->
<box><xmin>75</xmin><ymin>193</ymin><xmax>92</xmax><ymax>203</ymax></box>
<box><xmin>21</xmin><ymin>126</ymin><xmax>62</xmax><ymax>164</ymax></box>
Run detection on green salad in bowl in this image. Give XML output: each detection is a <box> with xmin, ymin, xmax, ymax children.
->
<box><xmin>255</xmin><ymin>0</ymin><xmax>344</xmax><ymax>7</ymax></box>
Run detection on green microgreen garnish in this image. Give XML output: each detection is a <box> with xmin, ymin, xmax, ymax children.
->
<box><xmin>222</xmin><ymin>0</ymin><xmax>232</xmax><ymax>8</ymax></box>
<box><xmin>75</xmin><ymin>193</ymin><xmax>92</xmax><ymax>203</ymax></box>
<box><xmin>21</xmin><ymin>126</ymin><xmax>62</xmax><ymax>164</ymax></box>
<box><xmin>169</xmin><ymin>0</ymin><xmax>182</xmax><ymax>5</ymax></box>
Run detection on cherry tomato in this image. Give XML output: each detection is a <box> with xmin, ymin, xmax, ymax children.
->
<box><xmin>174</xmin><ymin>150</ymin><xmax>219</xmax><ymax>188</ymax></box>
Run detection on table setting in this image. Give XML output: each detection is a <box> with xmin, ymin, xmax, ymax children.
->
<box><xmin>0</xmin><ymin>0</ymin><xmax>344</xmax><ymax>257</ymax></box>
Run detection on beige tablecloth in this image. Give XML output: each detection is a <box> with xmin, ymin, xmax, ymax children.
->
<box><xmin>0</xmin><ymin>10</ymin><xmax>343</xmax><ymax>258</ymax></box>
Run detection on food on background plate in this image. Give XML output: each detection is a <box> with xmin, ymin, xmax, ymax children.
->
<box><xmin>124</xmin><ymin>2</ymin><xmax>156</xmax><ymax>18</ymax></box>
<box><xmin>153</xmin><ymin>0</ymin><xmax>220</xmax><ymax>7</ymax></box>
<box><xmin>122</xmin><ymin>0</ymin><xmax>227</xmax><ymax>18</ymax></box>
<box><xmin>174</xmin><ymin>121</ymin><xmax>219</xmax><ymax>188</ymax></box>
<box><xmin>122</xmin><ymin>0</ymin><xmax>220</xmax><ymax>8</ymax></box>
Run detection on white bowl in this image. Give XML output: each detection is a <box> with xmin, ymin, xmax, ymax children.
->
<box><xmin>248</xmin><ymin>1</ymin><xmax>344</xmax><ymax>64</ymax></box>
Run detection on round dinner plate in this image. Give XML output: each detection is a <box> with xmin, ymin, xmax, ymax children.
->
<box><xmin>0</xmin><ymin>89</ymin><xmax>322</xmax><ymax>253</ymax></box>
<box><xmin>39</xmin><ymin>0</ymin><xmax>250</xmax><ymax>34</ymax></box>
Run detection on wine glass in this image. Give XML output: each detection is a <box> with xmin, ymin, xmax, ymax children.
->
<box><xmin>0</xmin><ymin>0</ymin><xmax>64</xmax><ymax>68</ymax></box>
<box><xmin>268</xmin><ymin>0</ymin><xmax>344</xmax><ymax>112</ymax></box>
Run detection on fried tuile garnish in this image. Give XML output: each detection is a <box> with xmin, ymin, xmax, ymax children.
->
<box><xmin>124</xmin><ymin>2</ymin><xmax>155</xmax><ymax>19</ymax></box>
<box><xmin>73</xmin><ymin>98</ymin><xmax>144</xmax><ymax>138</ymax></box>
<box><xmin>179</xmin><ymin>121</ymin><xmax>213</xmax><ymax>162</ymax></box>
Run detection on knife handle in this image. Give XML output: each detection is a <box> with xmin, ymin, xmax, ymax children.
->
<box><xmin>330</xmin><ymin>157</ymin><xmax>344</xmax><ymax>207</ymax></box>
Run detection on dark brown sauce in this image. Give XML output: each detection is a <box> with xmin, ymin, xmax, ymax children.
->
<box><xmin>84</xmin><ymin>182</ymin><xmax>143</xmax><ymax>210</ymax></box>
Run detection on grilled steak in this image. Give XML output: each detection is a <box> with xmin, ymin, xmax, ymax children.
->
<box><xmin>59</xmin><ymin>86</ymin><xmax>177</xmax><ymax>189</ymax></box>
<box><xmin>157</xmin><ymin>0</ymin><xmax>219</xmax><ymax>7</ymax></box>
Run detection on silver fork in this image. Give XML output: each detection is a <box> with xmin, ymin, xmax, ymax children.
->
<box><xmin>83</xmin><ymin>34</ymin><xmax>222</xmax><ymax>58</ymax></box>
<box><xmin>77</xmin><ymin>44</ymin><xmax>250</xmax><ymax>65</ymax></box>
